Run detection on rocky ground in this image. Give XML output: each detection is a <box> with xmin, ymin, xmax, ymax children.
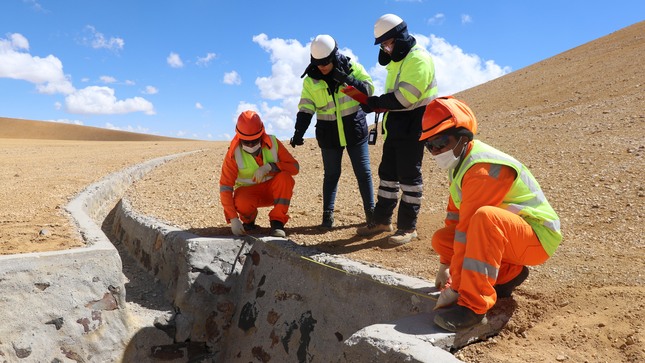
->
<box><xmin>1</xmin><ymin>21</ymin><xmax>643</xmax><ymax>363</ymax></box>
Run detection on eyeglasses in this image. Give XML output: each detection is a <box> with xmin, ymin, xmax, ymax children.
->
<box><xmin>425</xmin><ymin>135</ymin><xmax>451</xmax><ymax>152</ymax></box>
<box><xmin>380</xmin><ymin>39</ymin><xmax>395</xmax><ymax>51</ymax></box>
<box><xmin>241</xmin><ymin>138</ymin><xmax>260</xmax><ymax>146</ymax></box>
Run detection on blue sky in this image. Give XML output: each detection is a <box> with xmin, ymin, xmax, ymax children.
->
<box><xmin>1</xmin><ymin>1</ymin><xmax>643</xmax><ymax>141</ymax></box>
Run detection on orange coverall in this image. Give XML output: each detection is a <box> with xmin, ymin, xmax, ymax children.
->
<box><xmin>432</xmin><ymin>143</ymin><xmax>549</xmax><ymax>314</ymax></box>
<box><xmin>219</xmin><ymin>138</ymin><xmax>299</xmax><ymax>225</ymax></box>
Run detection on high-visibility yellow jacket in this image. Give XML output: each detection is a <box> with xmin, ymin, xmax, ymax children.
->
<box><xmin>298</xmin><ymin>59</ymin><xmax>374</xmax><ymax>148</ymax></box>
<box><xmin>383</xmin><ymin>46</ymin><xmax>438</xmax><ymax>140</ymax></box>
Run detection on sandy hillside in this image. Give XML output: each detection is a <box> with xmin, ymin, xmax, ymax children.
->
<box><xmin>2</xmin><ymin>21</ymin><xmax>644</xmax><ymax>362</ymax></box>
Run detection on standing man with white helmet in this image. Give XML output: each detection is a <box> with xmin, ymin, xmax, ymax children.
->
<box><xmin>358</xmin><ymin>14</ymin><xmax>438</xmax><ymax>245</ymax></box>
<box><xmin>290</xmin><ymin>34</ymin><xmax>375</xmax><ymax>229</ymax></box>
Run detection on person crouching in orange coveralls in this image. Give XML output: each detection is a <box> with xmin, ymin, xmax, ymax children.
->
<box><xmin>219</xmin><ymin>110</ymin><xmax>299</xmax><ymax>238</ymax></box>
<box><xmin>420</xmin><ymin>96</ymin><xmax>562</xmax><ymax>332</ymax></box>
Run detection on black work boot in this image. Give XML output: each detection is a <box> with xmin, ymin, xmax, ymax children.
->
<box><xmin>494</xmin><ymin>266</ymin><xmax>529</xmax><ymax>298</ymax></box>
<box><xmin>434</xmin><ymin>304</ymin><xmax>487</xmax><ymax>332</ymax></box>
<box><xmin>242</xmin><ymin>221</ymin><xmax>257</xmax><ymax>231</ymax></box>
<box><xmin>269</xmin><ymin>220</ymin><xmax>286</xmax><ymax>238</ymax></box>
<box><xmin>321</xmin><ymin>210</ymin><xmax>334</xmax><ymax>228</ymax></box>
<box><xmin>364</xmin><ymin>208</ymin><xmax>375</xmax><ymax>226</ymax></box>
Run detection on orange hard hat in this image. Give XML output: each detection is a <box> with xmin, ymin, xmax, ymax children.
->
<box><xmin>419</xmin><ymin>96</ymin><xmax>478</xmax><ymax>141</ymax></box>
<box><xmin>236</xmin><ymin>110</ymin><xmax>265</xmax><ymax>140</ymax></box>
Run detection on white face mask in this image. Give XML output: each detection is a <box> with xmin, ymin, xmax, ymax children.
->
<box><xmin>432</xmin><ymin>137</ymin><xmax>463</xmax><ymax>170</ymax></box>
<box><xmin>242</xmin><ymin>143</ymin><xmax>261</xmax><ymax>154</ymax></box>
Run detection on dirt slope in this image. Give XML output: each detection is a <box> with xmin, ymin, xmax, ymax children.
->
<box><xmin>1</xmin><ymin>21</ymin><xmax>643</xmax><ymax>362</ymax></box>
<box><xmin>0</xmin><ymin>117</ymin><xmax>188</xmax><ymax>141</ymax></box>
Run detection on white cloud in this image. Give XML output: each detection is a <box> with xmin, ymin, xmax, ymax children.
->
<box><xmin>65</xmin><ymin>86</ymin><xmax>156</xmax><ymax>115</ymax></box>
<box><xmin>428</xmin><ymin>13</ymin><xmax>445</xmax><ymax>25</ymax></box>
<box><xmin>8</xmin><ymin>33</ymin><xmax>28</xmax><ymax>50</ymax></box>
<box><xmin>240</xmin><ymin>34</ymin><xmax>313</xmax><ymax>138</ymax></box>
<box><xmin>461</xmin><ymin>14</ymin><xmax>473</xmax><ymax>24</ymax></box>
<box><xmin>197</xmin><ymin>52</ymin><xmax>216</xmax><ymax>66</ymax></box>
<box><xmin>48</xmin><ymin>118</ymin><xmax>84</xmax><ymax>125</ymax></box>
<box><xmin>195</xmin><ymin>102</ymin><xmax>203</xmax><ymax>109</ymax></box>
<box><xmin>105</xmin><ymin>123</ymin><xmax>150</xmax><ymax>134</ymax></box>
<box><xmin>0</xmin><ymin>33</ymin><xmax>75</xmax><ymax>95</ymax></box>
<box><xmin>252</xmin><ymin>33</ymin><xmax>309</xmax><ymax>100</ymax></box>
<box><xmin>143</xmin><ymin>85</ymin><xmax>158</xmax><ymax>94</ymax></box>
<box><xmin>413</xmin><ymin>34</ymin><xmax>511</xmax><ymax>95</ymax></box>
<box><xmin>167</xmin><ymin>52</ymin><xmax>184</xmax><ymax>68</ymax></box>
<box><xmin>84</xmin><ymin>26</ymin><xmax>124</xmax><ymax>52</ymax></box>
<box><xmin>24</xmin><ymin>0</ymin><xmax>46</xmax><ymax>12</ymax></box>
<box><xmin>125</xmin><ymin>80</ymin><xmax>135</xmax><ymax>86</ymax></box>
<box><xmin>223</xmin><ymin>71</ymin><xmax>241</xmax><ymax>85</ymax></box>
<box><xmin>100</xmin><ymin>75</ymin><xmax>116</xmax><ymax>84</ymax></box>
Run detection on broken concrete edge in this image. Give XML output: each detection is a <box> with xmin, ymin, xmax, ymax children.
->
<box><xmin>0</xmin><ymin>150</ymin><xmax>203</xmax><ymax>362</ymax></box>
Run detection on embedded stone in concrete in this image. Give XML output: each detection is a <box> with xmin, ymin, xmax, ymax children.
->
<box><xmin>341</xmin><ymin>313</ymin><xmax>461</xmax><ymax>362</ymax></box>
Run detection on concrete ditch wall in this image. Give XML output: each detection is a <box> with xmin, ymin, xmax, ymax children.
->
<box><xmin>1</xmin><ymin>150</ymin><xmax>503</xmax><ymax>362</ymax></box>
<box><xmin>112</xmin><ymin>196</ymin><xmax>472</xmax><ymax>362</ymax></box>
<box><xmin>0</xmin><ymin>152</ymin><xmax>197</xmax><ymax>362</ymax></box>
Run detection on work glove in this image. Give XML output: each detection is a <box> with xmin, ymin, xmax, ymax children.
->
<box><xmin>435</xmin><ymin>263</ymin><xmax>452</xmax><ymax>290</ymax></box>
<box><xmin>253</xmin><ymin>163</ymin><xmax>272</xmax><ymax>183</ymax></box>
<box><xmin>433</xmin><ymin>288</ymin><xmax>459</xmax><ymax>310</ymax></box>
<box><xmin>331</xmin><ymin>68</ymin><xmax>349</xmax><ymax>84</ymax></box>
<box><xmin>361</xmin><ymin>103</ymin><xmax>374</xmax><ymax>114</ymax></box>
<box><xmin>366</xmin><ymin>96</ymin><xmax>381</xmax><ymax>111</ymax></box>
<box><xmin>230</xmin><ymin>218</ymin><xmax>246</xmax><ymax>236</ymax></box>
<box><xmin>289</xmin><ymin>135</ymin><xmax>304</xmax><ymax>148</ymax></box>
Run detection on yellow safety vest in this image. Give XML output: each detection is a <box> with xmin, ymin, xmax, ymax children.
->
<box><xmin>450</xmin><ymin>140</ymin><xmax>562</xmax><ymax>256</ymax></box>
<box><xmin>234</xmin><ymin>135</ymin><xmax>278</xmax><ymax>188</ymax></box>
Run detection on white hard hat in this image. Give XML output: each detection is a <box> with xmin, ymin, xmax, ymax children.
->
<box><xmin>374</xmin><ymin>14</ymin><xmax>406</xmax><ymax>45</ymax></box>
<box><xmin>310</xmin><ymin>34</ymin><xmax>337</xmax><ymax>63</ymax></box>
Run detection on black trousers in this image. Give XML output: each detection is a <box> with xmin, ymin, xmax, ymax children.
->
<box><xmin>373</xmin><ymin>137</ymin><xmax>425</xmax><ymax>230</ymax></box>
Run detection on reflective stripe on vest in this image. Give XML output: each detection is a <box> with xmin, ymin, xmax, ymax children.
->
<box><xmin>382</xmin><ymin>46</ymin><xmax>438</xmax><ymax>139</ymax></box>
<box><xmin>449</xmin><ymin>140</ymin><xmax>562</xmax><ymax>256</ymax></box>
<box><xmin>234</xmin><ymin>135</ymin><xmax>279</xmax><ymax>188</ymax></box>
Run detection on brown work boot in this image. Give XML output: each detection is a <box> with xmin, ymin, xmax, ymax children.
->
<box><xmin>388</xmin><ymin>229</ymin><xmax>417</xmax><ymax>245</ymax></box>
<box><xmin>356</xmin><ymin>223</ymin><xmax>393</xmax><ymax>236</ymax></box>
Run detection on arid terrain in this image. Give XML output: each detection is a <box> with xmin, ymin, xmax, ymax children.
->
<box><xmin>1</xmin><ymin>21</ymin><xmax>643</xmax><ymax>362</ymax></box>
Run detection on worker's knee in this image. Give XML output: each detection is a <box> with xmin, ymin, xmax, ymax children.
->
<box><xmin>272</xmin><ymin>171</ymin><xmax>295</xmax><ymax>188</ymax></box>
<box><xmin>470</xmin><ymin>206</ymin><xmax>502</xmax><ymax>227</ymax></box>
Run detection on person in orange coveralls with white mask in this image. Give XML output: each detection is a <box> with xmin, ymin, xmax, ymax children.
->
<box><xmin>219</xmin><ymin>110</ymin><xmax>299</xmax><ymax>238</ymax></box>
<box><xmin>420</xmin><ymin>96</ymin><xmax>562</xmax><ymax>332</ymax></box>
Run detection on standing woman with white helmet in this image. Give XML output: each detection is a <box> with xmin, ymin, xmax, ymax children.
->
<box><xmin>357</xmin><ymin>14</ymin><xmax>438</xmax><ymax>245</ymax></box>
<box><xmin>290</xmin><ymin>34</ymin><xmax>375</xmax><ymax>229</ymax></box>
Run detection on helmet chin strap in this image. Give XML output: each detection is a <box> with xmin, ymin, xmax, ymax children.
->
<box><xmin>450</xmin><ymin>136</ymin><xmax>468</xmax><ymax>176</ymax></box>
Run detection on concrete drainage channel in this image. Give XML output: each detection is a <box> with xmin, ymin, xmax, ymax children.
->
<box><xmin>0</xmin><ymin>151</ymin><xmax>511</xmax><ymax>362</ymax></box>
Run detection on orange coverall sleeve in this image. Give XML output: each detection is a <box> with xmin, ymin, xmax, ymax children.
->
<box><xmin>273</xmin><ymin>139</ymin><xmax>299</xmax><ymax>176</ymax></box>
<box><xmin>219</xmin><ymin>153</ymin><xmax>239</xmax><ymax>223</ymax></box>
<box><xmin>449</xmin><ymin>162</ymin><xmax>516</xmax><ymax>290</ymax></box>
